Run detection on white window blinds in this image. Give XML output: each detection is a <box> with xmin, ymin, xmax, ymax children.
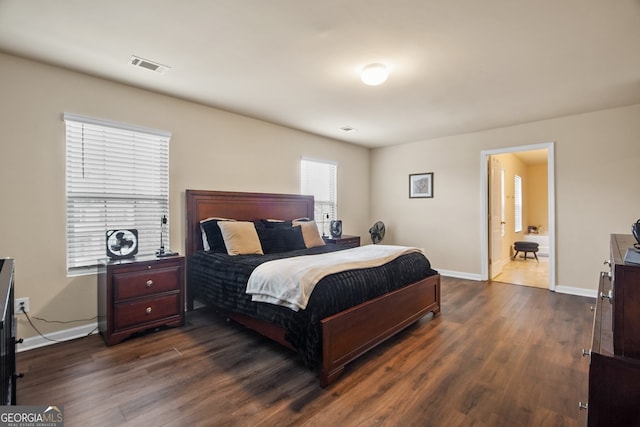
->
<box><xmin>514</xmin><ymin>174</ymin><xmax>522</xmax><ymax>233</ymax></box>
<box><xmin>64</xmin><ymin>113</ymin><xmax>171</xmax><ymax>274</ymax></box>
<box><xmin>301</xmin><ymin>158</ymin><xmax>337</xmax><ymax>233</ymax></box>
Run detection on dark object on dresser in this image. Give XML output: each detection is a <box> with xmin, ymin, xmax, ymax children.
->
<box><xmin>98</xmin><ymin>255</ymin><xmax>185</xmax><ymax>346</ymax></box>
<box><xmin>329</xmin><ymin>220</ymin><xmax>342</xmax><ymax>238</ymax></box>
<box><xmin>582</xmin><ymin>234</ymin><xmax>640</xmax><ymax>427</ymax></box>
<box><xmin>0</xmin><ymin>258</ymin><xmax>21</xmax><ymax>405</ymax></box>
<box><xmin>512</xmin><ymin>241</ymin><xmax>539</xmax><ymax>261</ymax></box>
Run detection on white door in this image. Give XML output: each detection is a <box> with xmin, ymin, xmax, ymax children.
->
<box><xmin>489</xmin><ymin>156</ymin><xmax>504</xmax><ymax>278</ymax></box>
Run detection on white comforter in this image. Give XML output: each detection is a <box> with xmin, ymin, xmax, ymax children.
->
<box><xmin>246</xmin><ymin>244</ymin><xmax>425</xmax><ymax>311</ymax></box>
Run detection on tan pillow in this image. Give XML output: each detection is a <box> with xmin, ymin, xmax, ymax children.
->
<box><xmin>217</xmin><ymin>221</ymin><xmax>264</xmax><ymax>255</ymax></box>
<box><xmin>293</xmin><ymin>220</ymin><xmax>325</xmax><ymax>248</ymax></box>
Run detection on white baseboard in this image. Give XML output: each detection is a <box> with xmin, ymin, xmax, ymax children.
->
<box><xmin>17</xmin><ymin>322</ymin><xmax>99</xmax><ymax>352</ymax></box>
<box><xmin>437</xmin><ymin>269</ymin><xmax>483</xmax><ymax>281</ymax></box>
<box><xmin>437</xmin><ymin>269</ymin><xmax>598</xmax><ymax>299</ymax></box>
<box><xmin>554</xmin><ymin>286</ymin><xmax>597</xmax><ymax>299</ymax></box>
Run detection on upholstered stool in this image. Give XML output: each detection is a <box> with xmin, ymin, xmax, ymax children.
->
<box><xmin>513</xmin><ymin>241</ymin><xmax>539</xmax><ymax>262</ymax></box>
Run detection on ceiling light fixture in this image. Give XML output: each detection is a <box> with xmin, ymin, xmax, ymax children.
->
<box><xmin>360</xmin><ymin>63</ymin><xmax>388</xmax><ymax>86</ymax></box>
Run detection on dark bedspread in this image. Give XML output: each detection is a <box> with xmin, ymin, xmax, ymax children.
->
<box><xmin>189</xmin><ymin>245</ymin><xmax>438</xmax><ymax>369</ymax></box>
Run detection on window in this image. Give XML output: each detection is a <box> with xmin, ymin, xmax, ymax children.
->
<box><xmin>300</xmin><ymin>158</ymin><xmax>337</xmax><ymax>233</ymax></box>
<box><xmin>514</xmin><ymin>174</ymin><xmax>522</xmax><ymax>233</ymax></box>
<box><xmin>65</xmin><ymin>113</ymin><xmax>171</xmax><ymax>275</ymax></box>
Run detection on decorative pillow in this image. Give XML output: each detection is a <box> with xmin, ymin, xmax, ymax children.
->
<box><xmin>217</xmin><ymin>221</ymin><xmax>264</xmax><ymax>255</ymax></box>
<box><xmin>256</xmin><ymin>228</ymin><xmax>288</xmax><ymax>254</ymax></box>
<box><xmin>293</xmin><ymin>219</ymin><xmax>325</xmax><ymax>248</ymax></box>
<box><xmin>260</xmin><ymin>219</ymin><xmax>293</xmax><ymax>229</ymax></box>
<box><xmin>200</xmin><ymin>217</ymin><xmax>235</xmax><ymax>252</ymax></box>
<box><xmin>282</xmin><ymin>226</ymin><xmax>307</xmax><ymax>251</ymax></box>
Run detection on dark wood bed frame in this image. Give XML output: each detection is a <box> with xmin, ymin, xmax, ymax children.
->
<box><xmin>185</xmin><ymin>189</ymin><xmax>441</xmax><ymax>386</ymax></box>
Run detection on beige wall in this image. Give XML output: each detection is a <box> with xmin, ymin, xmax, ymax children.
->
<box><xmin>526</xmin><ymin>163</ymin><xmax>549</xmax><ymax>233</ymax></box>
<box><xmin>371</xmin><ymin>103</ymin><xmax>640</xmax><ymax>291</ymax></box>
<box><xmin>0</xmin><ymin>53</ymin><xmax>370</xmax><ymax>340</ymax></box>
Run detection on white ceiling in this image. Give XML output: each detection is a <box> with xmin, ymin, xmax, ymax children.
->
<box><xmin>1</xmin><ymin>0</ymin><xmax>639</xmax><ymax>148</ymax></box>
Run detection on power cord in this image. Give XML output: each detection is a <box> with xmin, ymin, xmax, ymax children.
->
<box><xmin>32</xmin><ymin>315</ymin><xmax>98</xmax><ymax>324</ymax></box>
<box><xmin>18</xmin><ymin>305</ymin><xmax>98</xmax><ymax>343</ymax></box>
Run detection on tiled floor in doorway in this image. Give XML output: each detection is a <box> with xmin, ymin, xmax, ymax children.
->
<box><xmin>493</xmin><ymin>256</ymin><xmax>549</xmax><ymax>288</ymax></box>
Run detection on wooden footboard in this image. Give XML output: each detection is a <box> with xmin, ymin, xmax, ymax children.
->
<box><xmin>320</xmin><ymin>273</ymin><xmax>440</xmax><ymax>386</ymax></box>
<box><xmin>226</xmin><ymin>274</ymin><xmax>440</xmax><ymax>387</ymax></box>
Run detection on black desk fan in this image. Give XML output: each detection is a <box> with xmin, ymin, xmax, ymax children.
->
<box><xmin>369</xmin><ymin>221</ymin><xmax>386</xmax><ymax>244</ymax></box>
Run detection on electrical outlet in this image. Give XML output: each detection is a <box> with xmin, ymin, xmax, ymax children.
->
<box><xmin>15</xmin><ymin>297</ymin><xmax>29</xmax><ymax>314</ymax></box>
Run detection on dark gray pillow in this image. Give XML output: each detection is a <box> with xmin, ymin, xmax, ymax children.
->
<box><xmin>200</xmin><ymin>218</ymin><xmax>232</xmax><ymax>253</ymax></box>
<box><xmin>256</xmin><ymin>228</ymin><xmax>287</xmax><ymax>254</ymax></box>
<box><xmin>282</xmin><ymin>227</ymin><xmax>306</xmax><ymax>251</ymax></box>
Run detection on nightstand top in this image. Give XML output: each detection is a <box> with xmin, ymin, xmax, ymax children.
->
<box><xmin>322</xmin><ymin>235</ymin><xmax>360</xmax><ymax>245</ymax></box>
<box><xmin>98</xmin><ymin>254</ymin><xmax>183</xmax><ymax>266</ymax></box>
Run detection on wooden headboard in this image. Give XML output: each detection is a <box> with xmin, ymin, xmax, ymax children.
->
<box><xmin>185</xmin><ymin>190</ymin><xmax>315</xmax><ymax>258</ymax></box>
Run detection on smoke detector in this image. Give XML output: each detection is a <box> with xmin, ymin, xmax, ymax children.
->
<box><xmin>129</xmin><ymin>55</ymin><xmax>170</xmax><ymax>74</ymax></box>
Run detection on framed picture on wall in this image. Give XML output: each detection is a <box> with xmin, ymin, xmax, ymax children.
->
<box><xmin>409</xmin><ymin>172</ymin><xmax>433</xmax><ymax>198</ymax></box>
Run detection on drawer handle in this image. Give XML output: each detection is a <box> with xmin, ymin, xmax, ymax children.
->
<box><xmin>146</xmin><ymin>307</ymin><xmax>152</xmax><ymax>314</ymax></box>
<box><xmin>581</xmin><ymin>349</ymin><xmax>591</xmax><ymax>357</ymax></box>
<box><xmin>578</xmin><ymin>402</ymin><xmax>588</xmax><ymax>410</ymax></box>
<box><xmin>600</xmin><ymin>290</ymin><xmax>613</xmax><ymax>303</ymax></box>
<box><xmin>589</xmin><ymin>306</ymin><xmax>594</xmax><ymax>312</ymax></box>
<box><xmin>146</xmin><ymin>279</ymin><xmax>153</xmax><ymax>287</ymax></box>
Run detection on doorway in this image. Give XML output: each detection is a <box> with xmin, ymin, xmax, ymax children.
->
<box><xmin>480</xmin><ymin>143</ymin><xmax>556</xmax><ymax>290</ymax></box>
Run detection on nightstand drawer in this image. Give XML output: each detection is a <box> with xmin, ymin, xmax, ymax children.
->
<box><xmin>113</xmin><ymin>294</ymin><xmax>181</xmax><ymax>330</ymax></box>
<box><xmin>113</xmin><ymin>265</ymin><xmax>182</xmax><ymax>301</ymax></box>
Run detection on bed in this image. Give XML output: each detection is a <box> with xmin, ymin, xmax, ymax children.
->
<box><xmin>186</xmin><ymin>189</ymin><xmax>441</xmax><ymax>386</ymax></box>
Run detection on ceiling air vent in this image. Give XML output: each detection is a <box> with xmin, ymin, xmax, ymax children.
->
<box><xmin>129</xmin><ymin>55</ymin><xmax>170</xmax><ymax>74</ymax></box>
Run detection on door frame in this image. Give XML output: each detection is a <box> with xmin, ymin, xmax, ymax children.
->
<box><xmin>479</xmin><ymin>142</ymin><xmax>556</xmax><ymax>290</ymax></box>
<box><xmin>489</xmin><ymin>156</ymin><xmax>505</xmax><ymax>279</ymax></box>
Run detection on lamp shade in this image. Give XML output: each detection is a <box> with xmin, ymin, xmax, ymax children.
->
<box><xmin>360</xmin><ymin>63</ymin><xmax>388</xmax><ymax>86</ymax></box>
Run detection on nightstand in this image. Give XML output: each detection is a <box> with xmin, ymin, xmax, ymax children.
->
<box><xmin>97</xmin><ymin>255</ymin><xmax>185</xmax><ymax>346</ymax></box>
<box><xmin>322</xmin><ymin>235</ymin><xmax>360</xmax><ymax>249</ymax></box>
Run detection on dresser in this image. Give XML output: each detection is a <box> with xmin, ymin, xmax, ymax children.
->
<box><xmin>98</xmin><ymin>255</ymin><xmax>185</xmax><ymax>346</ymax></box>
<box><xmin>582</xmin><ymin>234</ymin><xmax>640</xmax><ymax>426</ymax></box>
<box><xmin>0</xmin><ymin>259</ymin><xmax>20</xmax><ymax>405</ymax></box>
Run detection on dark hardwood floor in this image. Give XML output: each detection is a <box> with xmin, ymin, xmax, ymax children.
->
<box><xmin>17</xmin><ymin>277</ymin><xmax>594</xmax><ymax>427</ymax></box>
